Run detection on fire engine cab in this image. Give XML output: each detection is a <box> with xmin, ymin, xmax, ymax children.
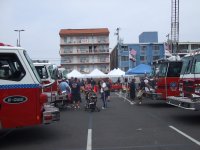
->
<box><xmin>167</xmin><ymin>51</ymin><xmax>200</xmax><ymax>110</ymax></box>
<box><xmin>147</xmin><ymin>57</ymin><xmax>182</xmax><ymax>100</ymax></box>
<box><xmin>33</xmin><ymin>62</ymin><xmax>68</xmax><ymax>107</ymax></box>
<box><xmin>33</xmin><ymin>62</ymin><xmax>59</xmax><ymax>102</ymax></box>
<box><xmin>0</xmin><ymin>46</ymin><xmax>60</xmax><ymax>129</ymax></box>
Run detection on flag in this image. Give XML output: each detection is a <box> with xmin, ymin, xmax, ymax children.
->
<box><xmin>130</xmin><ymin>49</ymin><xmax>137</xmax><ymax>56</ymax></box>
<box><xmin>129</xmin><ymin>48</ymin><xmax>136</xmax><ymax>62</ymax></box>
<box><xmin>129</xmin><ymin>53</ymin><xmax>136</xmax><ymax>62</ymax></box>
<box><xmin>130</xmin><ymin>57</ymin><xmax>136</xmax><ymax>62</ymax></box>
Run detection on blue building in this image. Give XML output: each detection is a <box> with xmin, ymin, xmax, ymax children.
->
<box><xmin>139</xmin><ymin>32</ymin><xmax>158</xmax><ymax>43</ymax></box>
<box><xmin>118</xmin><ymin>43</ymin><xmax>165</xmax><ymax>72</ymax></box>
<box><xmin>110</xmin><ymin>31</ymin><xmax>165</xmax><ymax>72</ymax></box>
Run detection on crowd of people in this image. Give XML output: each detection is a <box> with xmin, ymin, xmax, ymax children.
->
<box><xmin>58</xmin><ymin>76</ymin><xmax>155</xmax><ymax>109</ymax></box>
<box><xmin>58</xmin><ymin>77</ymin><xmax>112</xmax><ymax>110</ymax></box>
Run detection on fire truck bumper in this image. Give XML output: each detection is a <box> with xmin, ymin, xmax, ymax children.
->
<box><xmin>146</xmin><ymin>92</ymin><xmax>163</xmax><ymax>100</ymax></box>
<box><xmin>167</xmin><ymin>96</ymin><xmax>200</xmax><ymax>111</ymax></box>
<box><xmin>43</xmin><ymin>104</ymin><xmax>60</xmax><ymax>124</ymax></box>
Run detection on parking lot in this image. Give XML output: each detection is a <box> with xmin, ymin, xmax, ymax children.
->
<box><xmin>1</xmin><ymin>92</ymin><xmax>200</xmax><ymax>150</ymax></box>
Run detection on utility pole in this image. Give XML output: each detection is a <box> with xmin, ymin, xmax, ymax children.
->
<box><xmin>14</xmin><ymin>29</ymin><xmax>25</xmax><ymax>47</ymax></box>
<box><xmin>115</xmin><ymin>28</ymin><xmax>121</xmax><ymax>69</ymax></box>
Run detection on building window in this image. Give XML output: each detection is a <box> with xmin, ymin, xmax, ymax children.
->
<box><xmin>98</xmin><ymin>36</ymin><xmax>107</xmax><ymax>43</ymax></box>
<box><xmin>80</xmin><ymin>56</ymin><xmax>89</xmax><ymax>63</ymax></box>
<box><xmin>140</xmin><ymin>45</ymin><xmax>147</xmax><ymax>55</ymax></box>
<box><xmin>191</xmin><ymin>44</ymin><xmax>200</xmax><ymax>50</ymax></box>
<box><xmin>64</xmin><ymin>47</ymin><xmax>72</xmax><ymax>53</ymax></box>
<box><xmin>153</xmin><ymin>50</ymin><xmax>160</xmax><ymax>55</ymax></box>
<box><xmin>121</xmin><ymin>45</ymin><xmax>128</xmax><ymax>51</ymax></box>
<box><xmin>64</xmin><ymin>37</ymin><xmax>72</xmax><ymax>43</ymax></box>
<box><xmin>79</xmin><ymin>46</ymin><xmax>88</xmax><ymax>53</ymax></box>
<box><xmin>61</xmin><ymin>56</ymin><xmax>72</xmax><ymax>63</ymax></box>
<box><xmin>152</xmin><ymin>45</ymin><xmax>159</xmax><ymax>50</ymax></box>
<box><xmin>80</xmin><ymin>65</ymin><xmax>89</xmax><ymax>73</ymax></box>
<box><xmin>153</xmin><ymin>56</ymin><xmax>160</xmax><ymax>60</ymax></box>
<box><xmin>98</xmin><ymin>55</ymin><xmax>109</xmax><ymax>63</ymax></box>
<box><xmin>65</xmin><ymin>66</ymin><xmax>73</xmax><ymax>72</ymax></box>
<box><xmin>98</xmin><ymin>45</ymin><xmax>108</xmax><ymax>52</ymax></box>
<box><xmin>79</xmin><ymin>36</ymin><xmax>88</xmax><ymax>43</ymax></box>
<box><xmin>64</xmin><ymin>37</ymin><xmax>67</xmax><ymax>43</ymax></box>
<box><xmin>121</xmin><ymin>56</ymin><xmax>129</xmax><ymax>61</ymax></box>
<box><xmin>99</xmin><ymin>65</ymin><xmax>107</xmax><ymax>72</ymax></box>
<box><xmin>140</xmin><ymin>56</ymin><xmax>146</xmax><ymax>61</ymax></box>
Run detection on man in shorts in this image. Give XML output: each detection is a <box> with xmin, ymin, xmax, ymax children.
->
<box><xmin>71</xmin><ymin>78</ymin><xmax>81</xmax><ymax>109</ymax></box>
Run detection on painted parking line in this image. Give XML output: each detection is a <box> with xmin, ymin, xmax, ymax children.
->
<box><xmin>115</xmin><ymin>93</ymin><xmax>135</xmax><ymax>105</ymax></box>
<box><xmin>87</xmin><ymin>113</ymin><xmax>93</xmax><ymax>150</ymax></box>
<box><xmin>169</xmin><ymin>125</ymin><xmax>200</xmax><ymax>146</ymax></box>
<box><xmin>86</xmin><ymin>129</ymin><xmax>92</xmax><ymax>150</ymax></box>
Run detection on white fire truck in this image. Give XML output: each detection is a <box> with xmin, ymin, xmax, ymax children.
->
<box><xmin>0</xmin><ymin>45</ymin><xmax>60</xmax><ymax>129</ymax></box>
<box><xmin>167</xmin><ymin>51</ymin><xmax>200</xmax><ymax>111</ymax></box>
<box><xmin>33</xmin><ymin>63</ymin><xmax>69</xmax><ymax>108</ymax></box>
<box><xmin>33</xmin><ymin>62</ymin><xmax>59</xmax><ymax>102</ymax></box>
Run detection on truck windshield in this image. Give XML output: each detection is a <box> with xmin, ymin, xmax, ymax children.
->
<box><xmin>24</xmin><ymin>51</ymin><xmax>41</xmax><ymax>83</ymax></box>
<box><xmin>192</xmin><ymin>54</ymin><xmax>200</xmax><ymax>74</ymax></box>
<box><xmin>181</xmin><ymin>56</ymin><xmax>193</xmax><ymax>75</ymax></box>
<box><xmin>157</xmin><ymin>63</ymin><xmax>168</xmax><ymax>77</ymax></box>
<box><xmin>48</xmin><ymin>65</ymin><xmax>58</xmax><ymax>80</ymax></box>
<box><xmin>167</xmin><ymin>62</ymin><xmax>182</xmax><ymax>77</ymax></box>
<box><xmin>35</xmin><ymin>65</ymin><xmax>49</xmax><ymax>79</ymax></box>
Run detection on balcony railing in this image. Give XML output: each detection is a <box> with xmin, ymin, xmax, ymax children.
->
<box><xmin>61</xmin><ymin>39</ymin><xmax>109</xmax><ymax>45</ymax></box>
<box><xmin>61</xmin><ymin>60</ymin><xmax>109</xmax><ymax>64</ymax></box>
<box><xmin>60</xmin><ymin>49</ymin><xmax>109</xmax><ymax>55</ymax></box>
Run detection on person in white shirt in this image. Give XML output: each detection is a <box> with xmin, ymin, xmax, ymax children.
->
<box><xmin>100</xmin><ymin>80</ymin><xmax>107</xmax><ymax>109</ymax></box>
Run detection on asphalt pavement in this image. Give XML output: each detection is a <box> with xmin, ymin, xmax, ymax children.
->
<box><xmin>1</xmin><ymin>92</ymin><xmax>200</xmax><ymax>150</ymax></box>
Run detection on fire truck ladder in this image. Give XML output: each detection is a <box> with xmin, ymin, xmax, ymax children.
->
<box><xmin>171</xmin><ymin>0</ymin><xmax>179</xmax><ymax>54</ymax></box>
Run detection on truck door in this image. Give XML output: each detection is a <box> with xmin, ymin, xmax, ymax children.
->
<box><xmin>0</xmin><ymin>53</ymin><xmax>38</xmax><ymax>128</ymax></box>
<box><xmin>156</xmin><ymin>62</ymin><xmax>168</xmax><ymax>99</ymax></box>
<box><xmin>166</xmin><ymin>62</ymin><xmax>182</xmax><ymax>97</ymax></box>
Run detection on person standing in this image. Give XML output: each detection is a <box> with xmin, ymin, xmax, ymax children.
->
<box><xmin>100</xmin><ymin>80</ymin><xmax>107</xmax><ymax>109</ymax></box>
<box><xmin>129</xmin><ymin>78</ymin><xmax>136</xmax><ymax>101</ymax></box>
<box><xmin>59</xmin><ymin>78</ymin><xmax>71</xmax><ymax>95</ymax></box>
<box><xmin>137</xmin><ymin>78</ymin><xmax>145</xmax><ymax>104</ymax></box>
<box><xmin>71</xmin><ymin>78</ymin><xmax>81</xmax><ymax>109</ymax></box>
<box><xmin>105</xmin><ymin>79</ymin><xmax>111</xmax><ymax>101</ymax></box>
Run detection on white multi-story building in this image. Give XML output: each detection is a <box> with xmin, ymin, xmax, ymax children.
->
<box><xmin>59</xmin><ymin>28</ymin><xmax>110</xmax><ymax>74</ymax></box>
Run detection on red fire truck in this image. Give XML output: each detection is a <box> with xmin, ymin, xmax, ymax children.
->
<box><xmin>0</xmin><ymin>46</ymin><xmax>60</xmax><ymax>129</ymax></box>
<box><xmin>167</xmin><ymin>51</ymin><xmax>200</xmax><ymax>110</ymax></box>
<box><xmin>147</xmin><ymin>57</ymin><xmax>182</xmax><ymax>100</ymax></box>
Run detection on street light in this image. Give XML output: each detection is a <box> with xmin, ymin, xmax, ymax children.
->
<box><xmin>14</xmin><ymin>29</ymin><xmax>25</xmax><ymax>47</ymax></box>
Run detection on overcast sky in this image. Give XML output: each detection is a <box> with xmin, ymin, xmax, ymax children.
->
<box><xmin>1</xmin><ymin>0</ymin><xmax>200</xmax><ymax>65</ymax></box>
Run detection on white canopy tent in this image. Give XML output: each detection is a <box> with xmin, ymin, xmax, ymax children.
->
<box><xmin>67</xmin><ymin>69</ymin><xmax>84</xmax><ymax>78</ymax></box>
<box><xmin>108</xmin><ymin>68</ymin><xmax>125</xmax><ymax>77</ymax></box>
<box><xmin>86</xmin><ymin>68</ymin><xmax>107</xmax><ymax>78</ymax></box>
<box><xmin>107</xmin><ymin>68</ymin><xmax>125</xmax><ymax>83</ymax></box>
<box><xmin>107</xmin><ymin>68</ymin><xmax>116</xmax><ymax>76</ymax></box>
